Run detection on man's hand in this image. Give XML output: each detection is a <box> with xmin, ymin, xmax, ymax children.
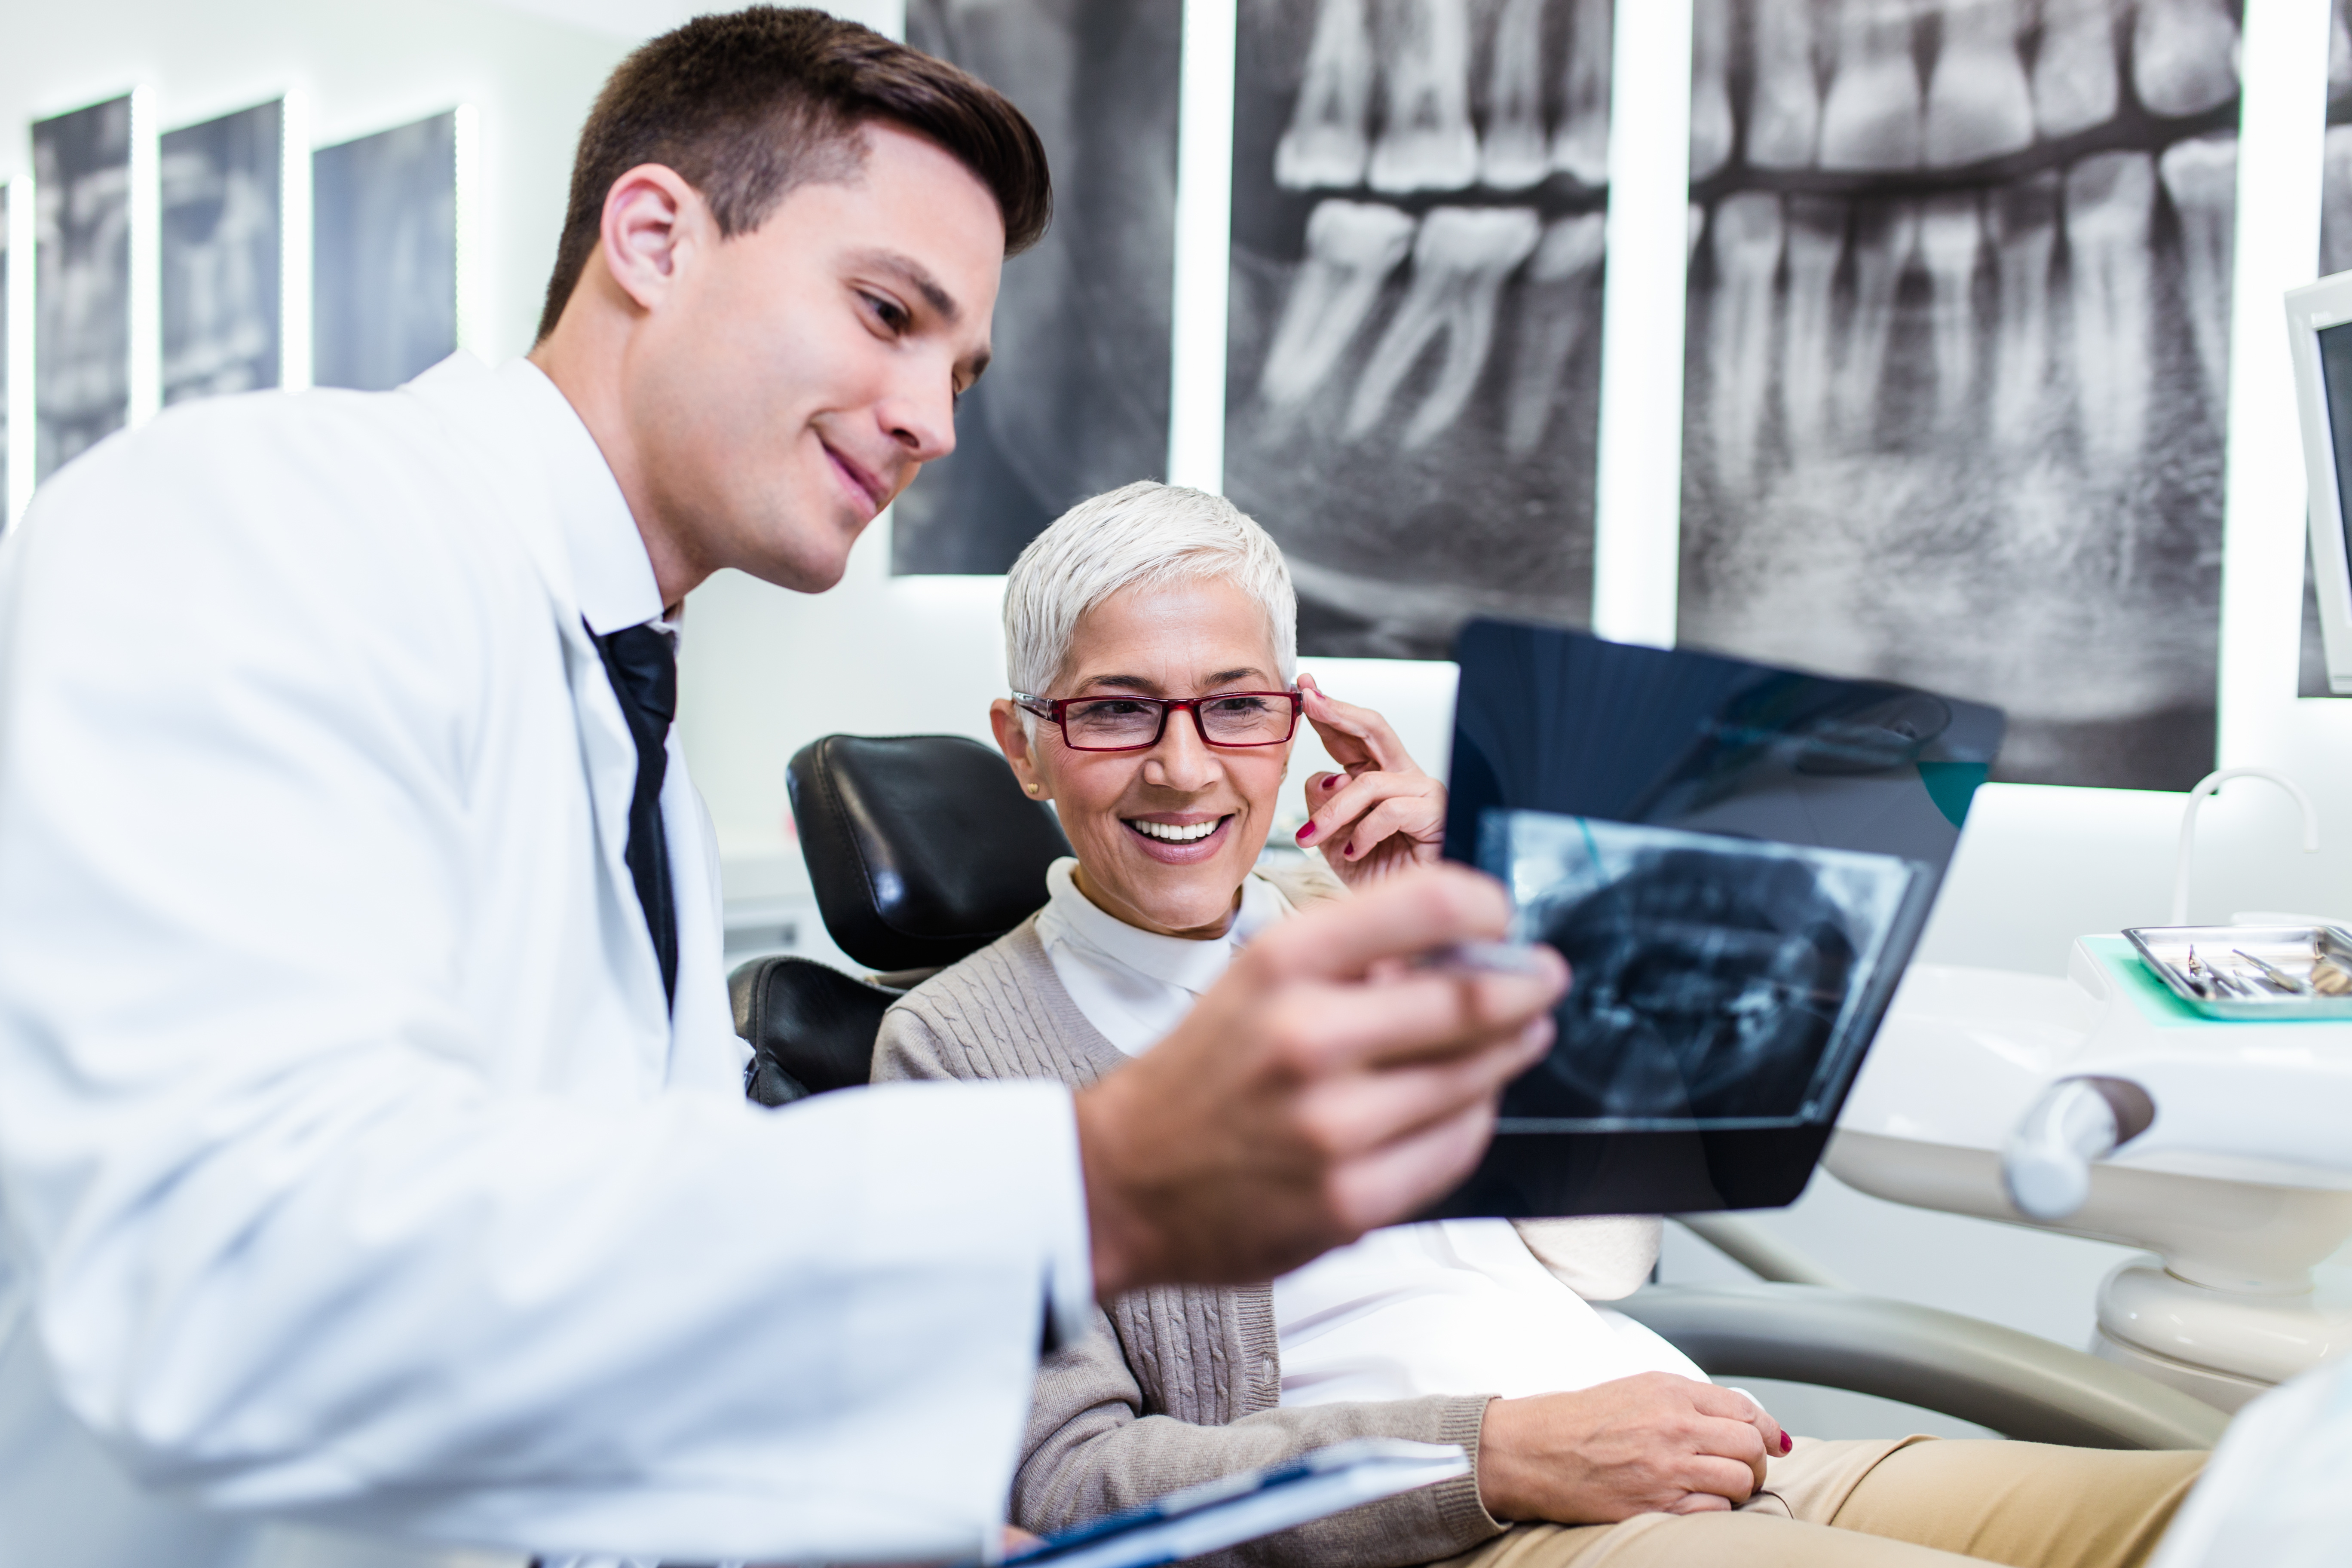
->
<box><xmin>1475</xmin><ymin>1375</ymin><xmax>1788</xmax><ymax>1524</ymax></box>
<box><xmin>1292</xmin><ymin>674</ymin><xmax>1447</xmax><ymax>888</ymax></box>
<box><xmin>1072</xmin><ymin>864</ymin><xmax>1565</xmax><ymax>1297</ymax></box>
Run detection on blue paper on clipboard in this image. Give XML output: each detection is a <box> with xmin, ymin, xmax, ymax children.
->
<box><xmin>995</xmin><ymin>1438</ymin><xmax>1469</xmax><ymax>1568</ymax></box>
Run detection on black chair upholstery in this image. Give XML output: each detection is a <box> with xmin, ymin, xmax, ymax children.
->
<box><xmin>785</xmin><ymin>733</ymin><xmax>1073</xmax><ymax>973</ymax></box>
<box><xmin>733</xmin><ymin>733</ymin><xmax>1070</xmax><ymax>1106</ymax></box>
<box><xmin>732</xmin><ymin>955</ymin><xmax>902</xmax><ymax>1106</ymax></box>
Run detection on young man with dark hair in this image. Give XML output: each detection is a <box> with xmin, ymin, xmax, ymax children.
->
<box><xmin>0</xmin><ymin>11</ymin><xmax>1562</xmax><ymax>1568</ymax></box>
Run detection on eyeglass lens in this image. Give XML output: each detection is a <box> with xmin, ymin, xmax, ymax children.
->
<box><xmin>1063</xmin><ymin>695</ymin><xmax>1293</xmax><ymax>749</ymax></box>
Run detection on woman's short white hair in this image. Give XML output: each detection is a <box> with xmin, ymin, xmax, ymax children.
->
<box><xmin>1003</xmin><ymin>480</ymin><xmax>1297</xmax><ymax>697</ymax></box>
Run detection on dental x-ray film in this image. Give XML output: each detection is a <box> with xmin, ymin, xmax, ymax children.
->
<box><xmin>1223</xmin><ymin>0</ymin><xmax>1612</xmax><ymax>658</ymax></box>
<box><xmin>34</xmin><ymin>96</ymin><xmax>134</xmax><ymax>484</ymax></box>
<box><xmin>1433</xmin><ymin>620</ymin><xmax>2004</xmax><ymax>1216</ymax></box>
<box><xmin>1482</xmin><ymin>813</ymin><xmax>1918</xmax><ymax>1130</ymax></box>
<box><xmin>1678</xmin><ymin>0</ymin><xmax>2236</xmax><ymax>792</ymax></box>
<box><xmin>892</xmin><ymin>0</ymin><xmax>1182</xmax><ymax>574</ymax></box>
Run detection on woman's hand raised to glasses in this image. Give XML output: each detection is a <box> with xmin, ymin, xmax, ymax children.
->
<box><xmin>1293</xmin><ymin>674</ymin><xmax>1449</xmax><ymax>888</ymax></box>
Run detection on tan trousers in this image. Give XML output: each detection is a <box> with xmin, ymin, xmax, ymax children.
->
<box><xmin>1435</xmin><ymin>1436</ymin><xmax>2207</xmax><ymax>1568</ymax></box>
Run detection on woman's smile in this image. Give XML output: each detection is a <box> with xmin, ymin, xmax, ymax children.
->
<box><xmin>1123</xmin><ymin>812</ymin><xmax>1236</xmax><ymax>862</ymax></box>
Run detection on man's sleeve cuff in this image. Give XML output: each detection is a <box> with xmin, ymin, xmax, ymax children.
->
<box><xmin>1041</xmin><ymin>1087</ymin><xmax>1098</xmax><ymax>1353</ymax></box>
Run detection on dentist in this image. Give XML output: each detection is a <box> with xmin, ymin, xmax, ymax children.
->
<box><xmin>0</xmin><ymin>10</ymin><xmax>1562</xmax><ymax>1567</ymax></box>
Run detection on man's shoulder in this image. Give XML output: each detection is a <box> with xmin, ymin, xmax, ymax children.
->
<box><xmin>58</xmin><ymin>379</ymin><xmax>469</xmax><ymax>511</ymax></box>
<box><xmin>21</xmin><ymin>373</ymin><xmax>535</xmax><ymax>611</ymax></box>
<box><xmin>5</xmin><ymin>372</ymin><xmax>557</xmax><ymax>714</ymax></box>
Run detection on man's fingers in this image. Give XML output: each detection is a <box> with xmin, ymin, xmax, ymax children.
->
<box><xmin>1320</xmin><ymin>1098</ymin><xmax>1502</xmax><ymax>1234</ymax></box>
<box><xmin>1270</xmin><ymin>960</ymin><xmax>1564</xmax><ymax>1078</ymax></box>
<box><xmin>1293</xmin><ymin>1013</ymin><xmax>1551</xmax><ymax>1159</ymax></box>
<box><xmin>1244</xmin><ymin>864</ymin><xmax>1523</xmax><ymax>986</ymax></box>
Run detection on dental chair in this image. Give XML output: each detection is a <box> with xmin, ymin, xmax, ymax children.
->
<box><xmin>731</xmin><ymin>733</ymin><xmax>2227</xmax><ymax>1452</ymax></box>
<box><xmin>732</xmin><ymin>733</ymin><xmax>1073</xmax><ymax>1104</ymax></box>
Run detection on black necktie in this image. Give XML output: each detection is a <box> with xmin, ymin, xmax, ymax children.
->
<box><xmin>591</xmin><ymin>619</ymin><xmax>678</xmax><ymax>1010</ymax></box>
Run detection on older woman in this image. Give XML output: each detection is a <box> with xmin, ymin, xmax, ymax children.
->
<box><xmin>874</xmin><ymin>483</ymin><xmax>2202</xmax><ymax>1568</ymax></box>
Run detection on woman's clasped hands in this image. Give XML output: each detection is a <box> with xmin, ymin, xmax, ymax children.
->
<box><xmin>1476</xmin><ymin>1374</ymin><xmax>1790</xmax><ymax>1524</ymax></box>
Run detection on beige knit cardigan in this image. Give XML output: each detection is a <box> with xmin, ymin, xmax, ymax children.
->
<box><xmin>870</xmin><ymin>913</ymin><xmax>1507</xmax><ymax>1568</ymax></box>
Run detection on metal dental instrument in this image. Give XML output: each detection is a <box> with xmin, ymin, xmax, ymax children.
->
<box><xmin>2235</xmin><ymin>948</ymin><xmax>2313</xmax><ymax>996</ymax></box>
<box><xmin>2180</xmin><ymin>946</ymin><xmax>2212</xmax><ymax>997</ymax></box>
<box><xmin>1417</xmin><ymin>940</ymin><xmax>1556</xmax><ymax>979</ymax></box>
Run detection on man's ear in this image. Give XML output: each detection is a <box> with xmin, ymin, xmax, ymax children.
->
<box><xmin>990</xmin><ymin>699</ymin><xmax>1047</xmax><ymax>800</ymax></box>
<box><xmin>598</xmin><ymin>163</ymin><xmax>705</xmax><ymax>313</ymax></box>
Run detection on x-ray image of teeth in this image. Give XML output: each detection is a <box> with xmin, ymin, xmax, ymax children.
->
<box><xmin>2322</xmin><ymin>0</ymin><xmax>2352</xmax><ymax>275</ymax></box>
<box><xmin>1224</xmin><ymin>0</ymin><xmax>1612</xmax><ymax>658</ymax></box>
<box><xmin>34</xmin><ymin>97</ymin><xmax>134</xmax><ymax>484</ymax></box>
<box><xmin>312</xmin><ymin>114</ymin><xmax>456</xmax><ymax>394</ymax></box>
<box><xmin>162</xmin><ymin>101</ymin><xmax>282</xmax><ymax>407</ymax></box>
<box><xmin>1679</xmin><ymin>0</ymin><xmax>2238</xmax><ymax>791</ymax></box>
<box><xmin>892</xmin><ymin>0</ymin><xmax>1181</xmax><ymax>574</ymax></box>
<box><xmin>1479</xmin><ymin>808</ymin><xmax>1918</xmax><ymax>1129</ymax></box>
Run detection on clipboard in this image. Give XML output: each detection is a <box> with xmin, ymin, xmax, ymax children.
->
<box><xmin>996</xmin><ymin>1439</ymin><xmax>1470</xmax><ymax>1568</ymax></box>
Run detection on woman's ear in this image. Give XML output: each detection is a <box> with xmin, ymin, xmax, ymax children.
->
<box><xmin>990</xmin><ymin>698</ymin><xmax>1049</xmax><ymax>800</ymax></box>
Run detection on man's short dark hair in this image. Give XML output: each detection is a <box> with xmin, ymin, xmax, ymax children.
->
<box><xmin>536</xmin><ymin>6</ymin><xmax>1051</xmax><ymax>341</ymax></box>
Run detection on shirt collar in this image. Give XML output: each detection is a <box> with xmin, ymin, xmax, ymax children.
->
<box><xmin>497</xmin><ymin>357</ymin><xmax>665</xmax><ymax>637</ymax></box>
<box><xmin>1040</xmin><ymin>857</ymin><xmax>1292</xmax><ymax>998</ymax></box>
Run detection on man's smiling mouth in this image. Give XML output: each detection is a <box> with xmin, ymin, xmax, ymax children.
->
<box><xmin>823</xmin><ymin>441</ymin><xmax>889</xmax><ymax>516</ymax></box>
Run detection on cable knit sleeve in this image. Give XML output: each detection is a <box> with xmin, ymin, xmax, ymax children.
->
<box><xmin>1017</xmin><ymin>1307</ymin><xmax>1503</xmax><ymax>1568</ymax></box>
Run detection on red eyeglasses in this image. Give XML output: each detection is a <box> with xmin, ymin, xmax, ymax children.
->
<box><xmin>1012</xmin><ymin>689</ymin><xmax>1303</xmax><ymax>752</ymax></box>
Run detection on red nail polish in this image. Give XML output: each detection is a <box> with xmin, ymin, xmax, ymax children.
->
<box><xmin>1295</xmin><ymin>823</ymin><xmax>1314</xmax><ymax>844</ymax></box>
<box><xmin>1779</xmin><ymin>1432</ymin><xmax>1792</xmax><ymax>1454</ymax></box>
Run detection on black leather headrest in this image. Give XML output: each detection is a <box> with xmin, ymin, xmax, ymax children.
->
<box><xmin>787</xmin><ymin>734</ymin><xmax>1073</xmax><ymax>972</ymax></box>
<box><xmin>732</xmin><ymin>955</ymin><xmax>900</xmax><ymax>1104</ymax></box>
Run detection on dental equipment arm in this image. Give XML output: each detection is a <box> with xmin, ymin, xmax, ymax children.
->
<box><xmin>2002</xmin><ymin>1078</ymin><xmax>2155</xmax><ymax>1221</ymax></box>
<box><xmin>2001</xmin><ymin>1057</ymin><xmax>2352</xmax><ymax>1222</ymax></box>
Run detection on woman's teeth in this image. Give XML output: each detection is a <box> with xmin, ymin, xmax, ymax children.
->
<box><xmin>1130</xmin><ymin>817</ymin><xmax>1225</xmax><ymax>843</ymax></box>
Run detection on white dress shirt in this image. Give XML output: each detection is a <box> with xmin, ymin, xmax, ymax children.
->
<box><xmin>0</xmin><ymin>355</ymin><xmax>1089</xmax><ymax>1568</ymax></box>
<box><xmin>1033</xmin><ymin>858</ymin><xmax>1706</xmax><ymax>1409</ymax></box>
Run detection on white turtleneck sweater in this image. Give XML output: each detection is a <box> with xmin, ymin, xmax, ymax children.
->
<box><xmin>1033</xmin><ymin>856</ymin><xmax>1706</xmax><ymax>1409</ymax></box>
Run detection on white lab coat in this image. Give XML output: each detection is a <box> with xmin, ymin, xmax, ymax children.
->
<box><xmin>0</xmin><ymin>355</ymin><xmax>1089</xmax><ymax>1568</ymax></box>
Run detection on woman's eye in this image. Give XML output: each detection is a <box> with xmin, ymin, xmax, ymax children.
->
<box><xmin>1206</xmin><ymin>696</ymin><xmax>1269</xmax><ymax>716</ymax></box>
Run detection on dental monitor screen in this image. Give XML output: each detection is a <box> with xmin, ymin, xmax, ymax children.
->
<box><xmin>2285</xmin><ymin>270</ymin><xmax>2352</xmax><ymax>695</ymax></box>
<box><xmin>1430</xmin><ymin>622</ymin><xmax>2006</xmax><ymax>1218</ymax></box>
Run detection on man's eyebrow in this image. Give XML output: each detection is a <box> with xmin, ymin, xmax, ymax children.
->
<box><xmin>848</xmin><ymin>247</ymin><xmax>961</xmax><ymax>325</ymax></box>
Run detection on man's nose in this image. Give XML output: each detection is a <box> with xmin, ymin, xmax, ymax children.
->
<box><xmin>877</xmin><ymin>362</ymin><xmax>960</xmax><ymax>466</ymax></box>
